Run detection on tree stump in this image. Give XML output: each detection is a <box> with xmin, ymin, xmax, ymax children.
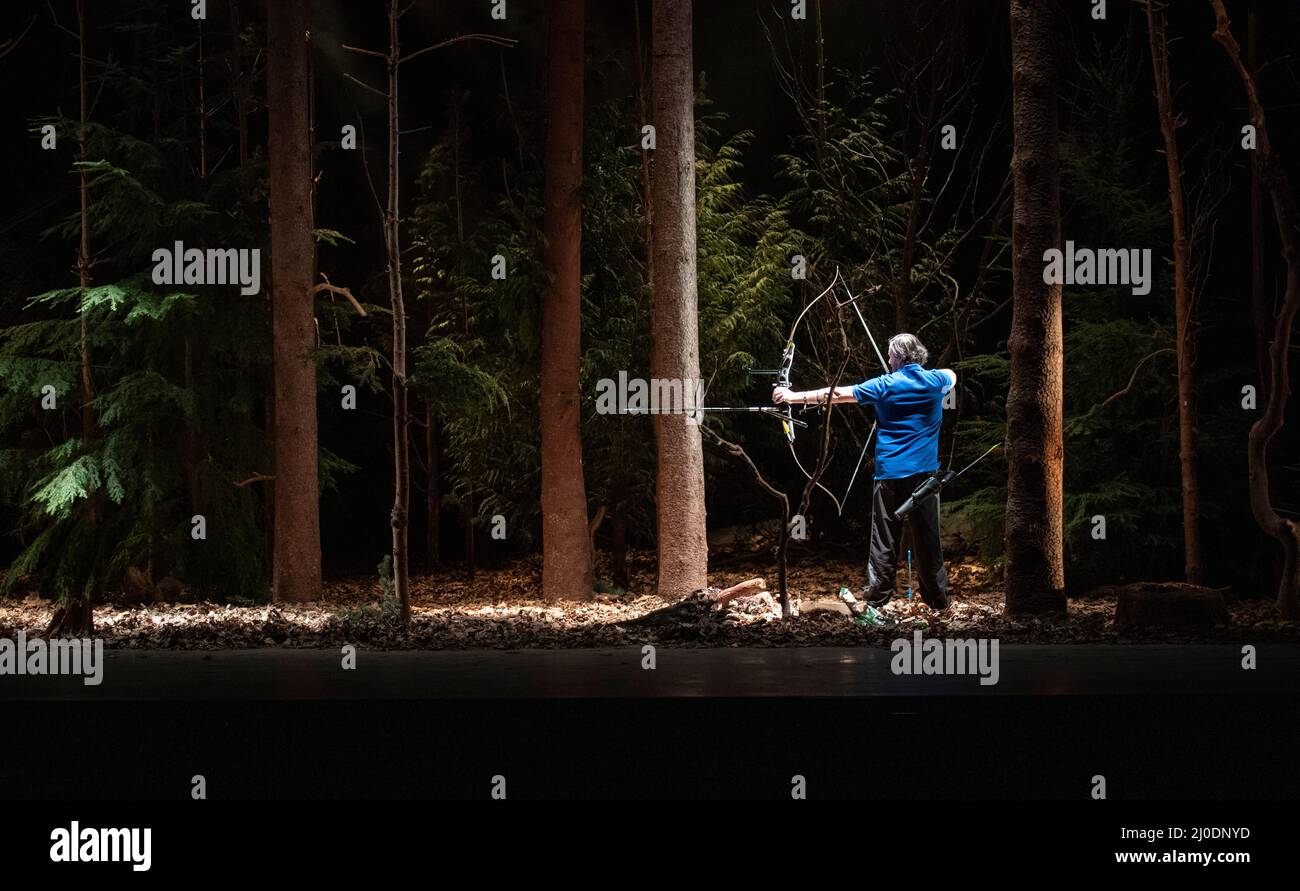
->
<box><xmin>155</xmin><ymin>576</ymin><xmax>188</xmax><ymax>603</ymax></box>
<box><xmin>1104</xmin><ymin>582</ymin><xmax>1230</xmax><ymax>630</ymax></box>
<box><xmin>46</xmin><ymin>597</ymin><xmax>93</xmax><ymax>638</ymax></box>
<box><xmin>121</xmin><ymin>566</ymin><xmax>155</xmax><ymax>605</ymax></box>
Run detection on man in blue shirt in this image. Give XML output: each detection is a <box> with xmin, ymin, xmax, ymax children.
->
<box><xmin>772</xmin><ymin>333</ymin><xmax>955</xmax><ymax>612</ymax></box>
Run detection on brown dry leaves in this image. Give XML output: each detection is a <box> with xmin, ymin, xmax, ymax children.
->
<box><xmin>0</xmin><ymin>553</ymin><xmax>1295</xmax><ymax>649</ymax></box>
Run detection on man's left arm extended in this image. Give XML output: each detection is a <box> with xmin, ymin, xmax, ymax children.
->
<box><xmin>771</xmin><ymin>386</ymin><xmax>859</xmax><ymax>405</ymax></box>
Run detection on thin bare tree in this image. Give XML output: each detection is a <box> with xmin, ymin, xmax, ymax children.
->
<box><xmin>1145</xmin><ymin>0</ymin><xmax>1203</xmax><ymax>585</ymax></box>
<box><xmin>342</xmin><ymin>6</ymin><xmax>514</xmax><ymax>620</ymax></box>
<box><xmin>1208</xmin><ymin>0</ymin><xmax>1300</xmax><ymax>617</ymax></box>
<box><xmin>49</xmin><ymin>0</ymin><xmax>96</xmax><ymax>636</ymax></box>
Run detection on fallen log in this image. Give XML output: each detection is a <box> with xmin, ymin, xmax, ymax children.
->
<box><xmin>625</xmin><ymin>578</ymin><xmax>773</xmax><ymax>627</ymax></box>
<box><xmin>706</xmin><ymin>577</ymin><xmax>766</xmax><ymax>606</ymax></box>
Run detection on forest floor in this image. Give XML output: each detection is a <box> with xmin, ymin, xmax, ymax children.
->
<box><xmin>1</xmin><ymin>549</ymin><xmax>1296</xmax><ymax>649</ymax></box>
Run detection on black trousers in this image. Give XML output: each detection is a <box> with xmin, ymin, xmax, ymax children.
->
<box><xmin>865</xmin><ymin>472</ymin><xmax>950</xmax><ymax>609</ymax></box>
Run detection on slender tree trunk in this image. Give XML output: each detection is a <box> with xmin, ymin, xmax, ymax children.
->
<box><xmin>1146</xmin><ymin>1</ymin><xmax>1203</xmax><ymax>585</ymax></box>
<box><xmin>183</xmin><ymin>336</ymin><xmax>202</xmax><ymax>513</ymax></box>
<box><xmin>897</xmin><ymin>86</ymin><xmax>937</xmax><ymax>334</ymax></box>
<box><xmin>463</xmin><ymin>488</ymin><xmax>476</xmax><ymax>580</ymax></box>
<box><xmin>1005</xmin><ymin>0</ymin><xmax>1065</xmax><ymax>615</ymax></box>
<box><xmin>540</xmin><ymin>0</ymin><xmax>595</xmax><ymax>600</ymax></box>
<box><xmin>226</xmin><ymin>0</ymin><xmax>268</xmax><ymax>564</ymax></box>
<box><xmin>610</xmin><ymin>502</ymin><xmax>629</xmax><ymax>590</ymax></box>
<box><xmin>76</xmin><ymin>0</ymin><xmax>94</xmax><ymax>459</ymax></box>
<box><xmin>446</xmin><ymin>98</ymin><xmax>474</xmax><ymax>574</ymax></box>
<box><xmin>52</xmin><ymin>0</ymin><xmax>96</xmax><ymax>637</ymax></box>
<box><xmin>187</xmin><ymin>23</ymin><xmax>208</xmax><ymax>522</ymax></box>
<box><xmin>813</xmin><ymin>0</ymin><xmax>827</xmax><ymax>166</ymax></box>
<box><xmin>1244</xmin><ymin>3</ymin><xmax>1280</xmax><ymax>596</ymax></box>
<box><xmin>151</xmin><ymin>25</ymin><xmax>161</xmax><ymax>142</ymax></box>
<box><xmin>197</xmin><ymin>20</ymin><xmax>207</xmax><ymax>178</ymax></box>
<box><xmin>650</xmin><ymin>0</ymin><xmax>708</xmax><ymax>600</ymax></box>
<box><xmin>426</xmin><ymin>403</ymin><xmax>440</xmax><ymax>566</ymax></box>
<box><xmin>634</xmin><ymin>0</ymin><xmax>653</xmax><ymax>269</ymax></box>
<box><xmin>230</xmin><ymin>0</ymin><xmax>249</xmax><ymax>168</ymax></box>
<box><xmin>267</xmin><ymin>0</ymin><xmax>322</xmax><ymax>602</ymax></box>
<box><xmin>379</xmin><ymin>1</ymin><xmax>412</xmax><ymax>619</ymax></box>
<box><xmin>1210</xmin><ymin>0</ymin><xmax>1300</xmax><ymax>617</ymax></box>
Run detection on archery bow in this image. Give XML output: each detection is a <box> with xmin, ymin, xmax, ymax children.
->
<box><xmin>776</xmin><ymin>268</ymin><xmax>892</xmax><ymax>515</ymax></box>
<box><xmin>697</xmin><ymin>267</ymin><xmax>891</xmax><ymax>516</ymax></box>
<box><xmin>833</xmin><ymin>275</ymin><xmax>891</xmax><ymax>513</ymax></box>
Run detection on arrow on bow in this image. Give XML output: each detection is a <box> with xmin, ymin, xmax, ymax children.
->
<box><xmin>696</xmin><ymin>267</ymin><xmax>891</xmax><ymax>515</ymax></box>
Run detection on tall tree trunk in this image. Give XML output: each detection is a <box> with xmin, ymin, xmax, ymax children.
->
<box><xmin>183</xmin><ymin>336</ymin><xmax>202</xmax><ymax>515</ymax></box>
<box><xmin>187</xmin><ymin>22</ymin><xmax>208</xmax><ymax>524</ymax></box>
<box><xmin>1209</xmin><ymin>0</ymin><xmax>1300</xmax><ymax>617</ymax></box>
<box><xmin>446</xmin><ymin>97</ymin><xmax>473</xmax><ymax>573</ymax></box>
<box><xmin>463</xmin><ymin>488</ymin><xmax>476</xmax><ymax>580</ymax></box>
<box><xmin>197</xmin><ymin>19</ymin><xmax>207</xmax><ymax>178</ymax></box>
<box><xmin>540</xmin><ymin>0</ymin><xmax>595</xmax><ymax>601</ymax></box>
<box><xmin>1146</xmin><ymin>1</ymin><xmax>1203</xmax><ymax>585</ymax></box>
<box><xmin>76</xmin><ymin>0</ymin><xmax>94</xmax><ymax>463</ymax></box>
<box><xmin>610</xmin><ymin>502</ymin><xmax>629</xmax><ymax>591</ymax></box>
<box><xmin>650</xmin><ymin>0</ymin><xmax>708</xmax><ymax>600</ymax></box>
<box><xmin>52</xmin><ymin>0</ymin><xmax>96</xmax><ymax>637</ymax></box>
<box><xmin>1004</xmin><ymin>0</ymin><xmax>1065</xmax><ymax>615</ymax></box>
<box><xmin>634</xmin><ymin>0</ymin><xmax>653</xmax><ymax>269</ymax></box>
<box><xmin>897</xmin><ymin>86</ymin><xmax>937</xmax><ymax>334</ymax></box>
<box><xmin>813</xmin><ymin>0</ymin><xmax>827</xmax><ymax>167</ymax></box>
<box><xmin>384</xmin><ymin>0</ymin><xmax>411</xmax><ymax>620</ymax></box>
<box><xmin>229</xmin><ymin>0</ymin><xmax>249</xmax><ymax>168</ymax></box>
<box><xmin>267</xmin><ymin>0</ymin><xmax>322</xmax><ymax>602</ymax></box>
<box><xmin>1245</xmin><ymin>5</ymin><xmax>1277</xmax><ymax>595</ymax></box>
<box><xmin>426</xmin><ymin>403</ymin><xmax>440</xmax><ymax>566</ymax></box>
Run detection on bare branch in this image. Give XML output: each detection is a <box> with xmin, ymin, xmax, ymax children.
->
<box><xmin>44</xmin><ymin>0</ymin><xmax>78</xmax><ymax>41</ymax></box>
<box><xmin>311</xmin><ymin>275</ymin><xmax>367</xmax><ymax>317</ymax></box>
<box><xmin>0</xmin><ymin>14</ymin><xmax>36</xmax><ymax>60</ymax></box>
<box><xmin>341</xmin><ymin>43</ymin><xmax>389</xmax><ymax>61</ymax></box>
<box><xmin>343</xmin><ymin>72</ymin><xmax>387</xmax><ymax>99</ymax></box>
<box><xmin>400</xmin><ymin>33</ymin><xmax>517</xmax><ymax>67</ymax></box>
<box><xmin>1102</xmin><ymin>349</ymin><xmax>1175</xmax><ymax>408</ymax></box>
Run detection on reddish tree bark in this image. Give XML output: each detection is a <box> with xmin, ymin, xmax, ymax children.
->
<box><xmin>650</xmin><ymin>0</ymin><xmax>708</xmax><ymax>600</ymax></box>
<box><xmin>539</xmin><ymin>0</ymin><xmax>595</xmax><ymax>601</ymax></box>
<box><xmin>1005</xmin><ymin>0</ymin><xmax>1065</xmax><ymax>615</ymax></box>
<box><xmin>1146</xmin><ymin>1</ymin><xmax>1203</xmax><ymax>585</ymax></box>
<box><xmin>1210</xmin><ymin>0</ymin><xmax>1300</xmax><ymax>617</ymax></box>
<box><xmin>267</xmin><ymin>0</ymin><xmax>322</xmax><ymax>602</ymax></box>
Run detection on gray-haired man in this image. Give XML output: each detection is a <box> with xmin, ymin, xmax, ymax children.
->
<box><xmin>774</xmin><ymin>333</ymin><xmax>954</xmax><ymax>613</ymax></box>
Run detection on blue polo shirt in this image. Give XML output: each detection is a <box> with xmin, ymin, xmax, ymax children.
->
<box><xmin>851</xmin><ymin>364</ymin><xmax>953</xmax><ymax>480</ymax></box>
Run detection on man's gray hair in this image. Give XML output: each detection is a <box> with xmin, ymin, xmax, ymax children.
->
<box><xmin>888</xmin><ymin>333</ymin><xmax>929</xmax><ymax>368</ymax></box>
